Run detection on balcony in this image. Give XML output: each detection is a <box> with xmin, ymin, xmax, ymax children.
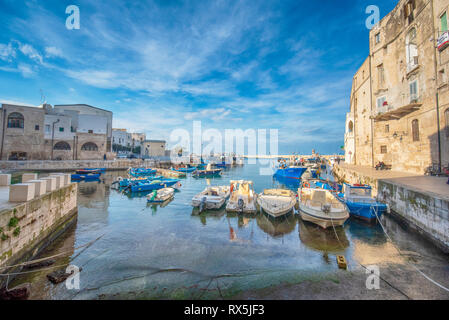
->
<box><xmin>438</xmin><ymin>31</ymin><xmax>449</xmax><ymax>51</ymax></box>
<box><xmin>372</xmin><ymin>101</ymin><xmax>421</xmax><ymax>121</ymax></box>
<box><xmin>406</xmin><ymin>56</ymin><xmax>419</xmax><ymax>74</ymax></box>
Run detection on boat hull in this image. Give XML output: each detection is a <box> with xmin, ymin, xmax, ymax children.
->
<box><xmin>298</xmin><ymin>204</ymin><xmax>349</xmax><ymax>229</ymax></box>
<box><xmin>192</xmin><ymin>197</ymin><xmax>226</xmax><ymax>209</ymax></box>
<box><xmin>274</xmin><ymin>167</ymin><xmax>308</xmax><ymax>179</ymax></box>
<box><xmin>130</xmin><ymin>180</ymin><xmax>180</xmax><ymax>192</ymax></box>
<box><xmin>71</xmin><ymin>173</ymin><xmax>101</xmax><ymax>180</ymax></box>
<box><xmin>345</xmin><ymin>201</ymin><xmax>387</xmax><ymax>222</ymax></box>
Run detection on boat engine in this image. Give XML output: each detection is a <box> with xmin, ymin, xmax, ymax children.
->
<box><xmin>322</xmin><ymin>204</ymin><xmax>331</xmax><ymax>214</ymax></box>
<box><xmin>199</xmin><ymin>196</ymin><xmax>207</xmax><ymax>213</ymax></box>
<box><xmin>238</xmin><ymin>198</ymin><xmax>245</xmax><ymax>213</ymax></box>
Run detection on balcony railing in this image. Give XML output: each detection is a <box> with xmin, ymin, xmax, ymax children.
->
<box><xmin>406</xmin><ymin>56</ymin><xmax>419</xmax><ymax>73</ymax></box>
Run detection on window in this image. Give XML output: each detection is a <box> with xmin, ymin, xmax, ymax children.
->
<box><xmin>406</xmin><ymin>28</ymin><xmax>418</xmax><ymax>72</ymax></box>
<box><xmin>53</xmin><ymin>141</ymin><xmax>71</xmax><ymax>150</ymax></box>
<box><xmin>59</xmin><ymin>127</ymin><xmax>64</xmax><ymax>132</ymax></box>
<box><xmin>385</xmin><ymin>124</ymin><xmax>389</xmax><ymax>133</ymax></box>
<box><xmin>7</xmin><ymin>112</ymin><xmax>24</xmax><ymax>128</ymax></box>
<box><xmin>409</xmin><ymin>80</ymin><xmax>418</xmax><ymax>102</ymax></box>
<box><xmin>445</xmin><ymin>109</ymin><xmax>449</xmax><ymax>137</ymax></box>
<box><xmin>380</xmin><ymin>145</ymin><xmax>387</xmax><ymax>154</ymax></box>
<box><xmin>375</xmin><ymin>33</ymin><xmax>380</xmax><ymax>44</ymax></box>
<box><xmin>412</xmin><ymin>119</ymin><xmax>419</xmax><ymax>141</ymax></box>
<box><xmin>439</xmin><ymin>69</ymin><xmax>446</xmax><ymax>85</ymax></box>
<box><xmin>71</xmin><ymin>126</ymin><xmax>75</xmax><ymax>132</ymax></box>
<box><xmin>378</xmin><ymin>65</ymin><xmax>385</xmax><ymax>87</ymax></box>
<box><xmin>45</xmin><ymin>125</ymin><xmax>51</xmax><ymax>134</ymax></box>
<box><xmin>404</xmin><ymin>0</ymin><xmax>415</xmax><ymax>23</ymax></box>
<box><xmin>81</xmin><ymin>142</ymin><xmax>98</xmax><ymax>151</ymax></box>
<box><xmin>348</xmin><ymin>121</ymin><xmax>353</xmax><ymax>133</ymax></box>
<box><xmin>441</xmin><ymin>12</ymin><xmax>448</xmax><ymax>32</ymax></box>
<box><xmin>88</xmin><ymin>130</ymin><xmax>93</xmax><ymax>134</ymax></box>
<box><xmin>377</xmin><ymin>96</ymin><xmax>387</xmax><ymax>110</ymax></box>
<box><xmin>35</xmin><ymin>125</ymin><xmax>39</xmax><ymax>131</ymax></box>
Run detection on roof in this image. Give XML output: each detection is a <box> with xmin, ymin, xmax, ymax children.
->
<box><xmin>54</xmin><ymin>104</ymin><xmax>112</xmax><ymax>113</ymax></box>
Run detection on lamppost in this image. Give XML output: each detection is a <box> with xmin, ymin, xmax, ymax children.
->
<box><xmin>51</xmin><ymin>119</ymin><xmax>60</xmax><ymax>160</ymax></box>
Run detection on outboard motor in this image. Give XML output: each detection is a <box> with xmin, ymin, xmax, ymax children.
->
<box><xmin>322</xmin><ymin>204</ymin><xmax>331</xmax><ymax>214</ymax></box>
<box><xmin>237</xmin><ymin>198</ymin><xmax>245</xmax><ymax>213</ymax></box>
<box><xmin>199</xmin><ymin>196</ymin><xmax>207</xmax><ymax>213</ymax></box>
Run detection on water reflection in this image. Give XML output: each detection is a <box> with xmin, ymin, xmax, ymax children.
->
<box><xmin>272</xmin><ymin>175</ymin><xmax>300</xmax><ymax>191</ymax></box>
<box><xmin>298</xmin><ymin>219</ymin><xmax>349</xmax><ymax>254</ymax></box>
<box><xmin>256</xmin><ymin>212</ymin><xmax>297</xmax><ymax>238</ymax></box>
<box><xmin>191</xmin><ymin>207</ymin><xmax>226</xmax><ymax>225</ymax></box>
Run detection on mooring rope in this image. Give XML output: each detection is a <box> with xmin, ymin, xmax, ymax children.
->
<box><xmin>372</xmin><ymin>206</ymin><xmax>449</xmax><ymax>293</ymax></box>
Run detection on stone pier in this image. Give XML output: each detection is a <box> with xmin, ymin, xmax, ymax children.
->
<box><xmin>0</xmin><ymin>174</ymin><xmax>78</xmax><ymax>287</ymax></box>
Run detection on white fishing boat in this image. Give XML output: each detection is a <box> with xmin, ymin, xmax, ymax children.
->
<box><xmin>226</xmin><ymin>180</ymin><xmax>257</xmax><ymax>214</ymax></box>
<box><xmin>146</xmin><ymin>187</ymin><xmax>175</xmax><ymax>203</ymax></box>
<box><xmin>257</xmin><ymin>189</ymin><xmax>297</xmax><ymax>218</ymax></box>
<box><xmin>191</xmin><ymin>185</ymin><xmax>231</xmax><ymax>210</ymax></box>
<box><xmin>298</xmin><ymin>187</ymin><xmax>349</xmax><ymax>229</ymax></box>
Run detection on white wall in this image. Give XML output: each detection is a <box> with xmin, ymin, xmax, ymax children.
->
<box><xmin>77</xmin><ymin>114</ymin><xmax>108</xmax><ymax>134</ymax></box>
<box><xmin>44</xmin><ymin>114</ymin><xmax>75</xmax><ymax>140</ymax></box>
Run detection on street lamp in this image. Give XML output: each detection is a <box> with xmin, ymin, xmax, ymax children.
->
<box><xmin>51</xmin><ymin>119</ymin><xmax>60</xmax><ymax>160</ymax></box>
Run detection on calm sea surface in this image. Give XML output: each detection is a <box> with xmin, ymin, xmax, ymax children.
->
<box><xmin>9</xmin><ymin>161</ymin><xmax>449</xmax><ymax>299</ymax></box>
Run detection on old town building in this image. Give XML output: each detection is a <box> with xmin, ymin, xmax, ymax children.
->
<box><xmin>141</xmin><ymin>140</ymin><xmax>166</xmax><ymax>158</ymax></box>
<box><xmin>0</xmin><ymin>102</ymin><xmax>111</xmax><ymax>160</ymax></box>
<box><xmin>345</xmin><ymin>0</ymin><xmax>449</xmax><ymax>174</ymax></box>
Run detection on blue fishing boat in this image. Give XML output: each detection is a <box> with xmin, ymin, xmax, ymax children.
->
<box><xmin>172</xmin><ymin>167</ymin><xmax>196</xmax><ymax>173</ymax></box>
<box><xmin>274</xmin><ymin>166</ymin><xmax>308</xmax><ymax>180</ymax></box>
<box><xmin>129</xmin><ymin>178</ymin><xmax>181</xmax><ymax>193</ymax></box>
<box><xmin>76</xmin><ymin>169</ymin><xmax>102</xmax><ymax>175</ymax></box>
<box><xmin>83</xmin><ymin>168</ymin><xmax>106</xmax><ymax>172</ymax></box>
<box><xmin>71</xmin><ymin>173</ymin><xmax>101</xmax><ymax>181</ymax></box>
<box><xmin>338</xmin><ymin>183</ymin><xmax>388</xmax><ymax>222</ymax></box>
<box><xmin>118</xmin><ymin>176</ymin><xmax>164</xmax><ymax>188</ymax></box>
<box><xmin>128</xmin><ymin>168</ymin><xmax>157</xmax><ymax>177</ymax></box>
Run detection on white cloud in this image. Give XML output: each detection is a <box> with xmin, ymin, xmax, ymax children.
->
<box><xmin>0</xmin><ymin>43</ymin><xmax>16</xmax><ymax>62</ymax></box>
<box><xmin>19</xmin><ymin>44</ymin><xmax>43</xmax><ymax>64</ymax></box>
<box><xmin>45</xmin><ymin>46</ymin><xmax>63</xmax><ymax>58</ymax></box>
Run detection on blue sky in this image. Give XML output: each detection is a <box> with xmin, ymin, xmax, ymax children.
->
<box><xmin>0</xmin><ymin>0</ymin><xmax>397</xmax><ymax>154</ymax></box>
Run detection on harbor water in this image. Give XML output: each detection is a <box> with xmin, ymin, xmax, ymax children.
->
<box><xmin>8</xmin><ymin>161</ymin><xmax>449</xmax><ymax>299</ymax></box>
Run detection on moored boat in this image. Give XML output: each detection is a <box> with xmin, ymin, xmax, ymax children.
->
<box><xmin>191</xmin><ymin>185</ymin><xmax>231</xmax><ymax>211</ymax></box>
<box><xmin>274</xmin><ymin>166</ymin><xmax>308</xmax><ymax>180</ymax></box>
<box><xmin>298</xmin><ymin>187</ymin><xmax>349</xmax><ymax>229</ymax></box>
<box><xmin>146</xmin><ymin>188</ymin><xmax>175</xmax><ymax>203</ymax></box>
<box><xmin>128</xmin><ymin>178</ymin><xmax>181</xmax><ymax>193</ymax></box>
<box><xmin>71</xmin><ymin>173</ymin><xmax>101</xmax><ymax>181</ymax></box>
<box><xmin>338</xmin><ymin>183</ymin><xmax>388</xmax><ymax>222</ymax></box>
<box><xmin>192</xmin><ymin>163</ymin><xmax>222</xmax><ymax>177</ymax></box>
<box><xmin>226</xmin><ymin>180</ymin><xmax>257</xmax><ymax>214</ymax></box>
<box><xmin>128</xmin><ymin>167</ymin><xmax>157</xmax><ymax>177</ymax></box>
<box><xmin>257</xmin><ymin>189</ymin><xmax>297</xmax><ymax>218</ymax></box>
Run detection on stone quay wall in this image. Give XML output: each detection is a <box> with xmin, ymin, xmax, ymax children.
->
<box><xmin>377</xmin><ymin>180</ymin><xmax>449</xmax><ymax>254</ymax></box>
<box><xmin>333</xmin><ymin>164</ymin><xmax>449</xmax><ymax>253</ymax></box>
<box><xmin>0</xmin><ymin>159</ymin><xmax>174</xmax><ymax>172</ymax></box>
<box><xmin>0</xmin><ymin>183</ymin><xmax>78</xmax><ymax>287</ymax></box>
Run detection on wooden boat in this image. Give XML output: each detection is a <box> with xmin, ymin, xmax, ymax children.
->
<box><xmin>226</xmin><ymin>180</ymin><xmax>257</xmax><ymax>214</ymax></box>
<box><xmin>274</xmin><ymin>166</ymin><xmax>308</xmax><ymax>180</ymax></box>
<box><xmin>71</xmin><ymin>173</ymin><xmax>101</xmax><ymax>181</ymax></box>
<box><xmin>128</xmin><ymin>167</ymin><xmax>157</xmax><ymax>177</ymax></box>
<box><xmin>128</xmin><ymin>178</ymin><xmax>181</xmax><ymax>193</ymax></box>
<box><xmin>172</xmin><ymin>166</ymin><xmax>196</xmax><ymax>173</ymax></box>
<box><xmin>76</xmin><ymin>169</ymin><xmax>102</xmax><ymax>175</ymax></box>
<box><xmin>115</xmin><ymin>175</ymin><xmax>164</xmax><ymax>188</ymax></box>
<box><xmin>338</xmin><ymin>183</ymin><xmax>388</xmax><ymax>222</ymax></box>
<box><xmin>257</xmin><ymin>189</ymin><xmax>297</xmax><ymax>218</ymax></box>
<box><xmin>298</xmin><ymin>187</ymin><xmax>349</xmax><ymax>229</ymax></box>
<box><xmin>191</xmin><ymin>186</ymin><xmax>230</xmax><ymax>211</ymax></box>
<box><xmin>192</xmin><ymin>163</ymin><xmax>222</xmax><ymax>177</ymax></box>
<box><xmin>146</xmin><ymin>188</ymin><xmax>175</xmax><ymax>203</ymax></box>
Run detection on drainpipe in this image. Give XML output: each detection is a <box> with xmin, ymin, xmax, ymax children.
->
<box><xmin>51</xmin><ymin>119</ymin><xmax>60</xmax><ymax>160</ymax></box>
<box><xmin>0</xmin><ymin>108</ymin><xmax>6</xmax><ymax>160</ymax></box>
<box><xmin>369</xmin><ymin>54</ymin><xmax>375</xmax><ymax>167</ymax></box>
<box><xmin>436</xmin><ymin>92</ymin><xmax>442</xmax><ymax>171</ymax></box>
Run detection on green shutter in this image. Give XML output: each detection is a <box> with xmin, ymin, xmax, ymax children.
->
<box><xmin>441</xmin><ymin>12</ymin><xmax>447</xmax><ymax>32</ymax></box>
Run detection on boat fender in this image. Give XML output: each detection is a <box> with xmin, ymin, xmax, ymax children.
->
<box><xmin>303</xmin><ymin>182</ymin><xmax>310</xmax><ymax>188</ymax></box>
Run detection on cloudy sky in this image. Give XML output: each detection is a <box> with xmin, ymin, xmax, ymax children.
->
<box><xmin>0</xmin><ymin>0</ymin><xmax>397</xmax><ymax>154</ymax></box>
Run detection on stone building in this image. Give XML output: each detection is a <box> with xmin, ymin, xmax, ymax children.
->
<box><xmin>112</xmin><ymin>129</ymin><xmax>132</xmax><ymax>150</ymax></box>
<box><xmin>0</xmin><ymin>103</ymin><xmax>111</xmax><ymax>160</ymax></box>
<box><xmin>141</xmin><ymin>140</ymin><xmax>166</xmax><ymax>158</ymax></box>
<box><xmin>344</xmin><ymin>0</ymin><xmax>449</xmax><ymax>174</ymax></box>
<box><xmin>0</xmin><ymin>103</ymin><xmax>46</xmax><ymax>160</ymax></box>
